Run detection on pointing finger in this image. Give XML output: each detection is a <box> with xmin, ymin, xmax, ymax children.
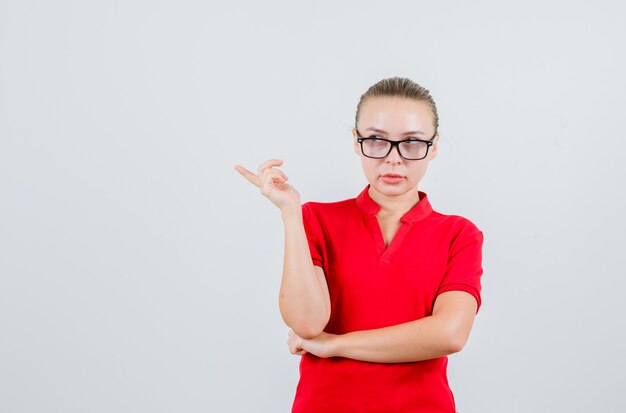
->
<box><xmin>234</xmin><ymin>164</ymin><xmax>261</xmax><ymax>187</ymax></box>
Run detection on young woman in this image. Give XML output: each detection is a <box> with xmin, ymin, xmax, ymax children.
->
<box><xmin>235</xmin><ymin>77</ymin><xmax>484</xmax><ymax>413</ymax></box>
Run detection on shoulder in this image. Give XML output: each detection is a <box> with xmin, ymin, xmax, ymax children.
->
<box><xmin>426</xmin><ymin>208</ymin><xmax>483</xmax><ymax>241</ymax></box>
<box><xmin>301</xmin><ymin>197</ymin><xmax>358</xmax><ymax>233</ymax></box>
<box><xmin>302</xmin><ymin>196</ymin><xmax>356</xmax><ymax>218</ymax></box>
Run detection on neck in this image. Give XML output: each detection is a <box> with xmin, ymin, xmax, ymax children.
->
<box><xmin>368</xmin><ymin>185</ymin><xmax>421</xmax><ymax>217</ymax></box>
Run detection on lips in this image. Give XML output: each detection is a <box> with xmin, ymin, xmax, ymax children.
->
<box><xmin>381</xmin><ymin>174</ymin><xmax>404</xmax><ymax>184</ymax></box>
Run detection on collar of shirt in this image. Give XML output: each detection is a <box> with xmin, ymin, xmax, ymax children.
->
<box><xmin>355</xmin><ymin>183</ymin><xmax>433</xmax><ymax>224</ymax></box>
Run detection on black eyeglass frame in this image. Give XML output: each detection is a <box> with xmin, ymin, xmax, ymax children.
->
<box><xmin>355</xmin><ymin>128</ymin><xmax>438</xmax><ymax>160</ymax></box>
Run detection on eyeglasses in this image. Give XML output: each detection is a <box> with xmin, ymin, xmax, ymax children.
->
<box><xmin>355</xmin><ymin>128</ymin><xmax>437</xmax><ymax>160</ymax></box>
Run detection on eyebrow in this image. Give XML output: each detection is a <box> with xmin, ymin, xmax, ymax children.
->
<box><xmin>365</xmin><ymin>127</ymin><xmax>427</xmax><ymax>136</ymax></box>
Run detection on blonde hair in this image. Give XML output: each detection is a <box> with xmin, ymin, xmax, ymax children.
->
<box><xmin>355</xmin><ymin>76</ymin><xmax>439</xmax><ymax>131</ymax></box>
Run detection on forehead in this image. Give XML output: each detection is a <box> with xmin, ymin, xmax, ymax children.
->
<box><xmin>359</xmin><ymin>97</ymin><xmax>434</xmax><ymax>132</ymax></box>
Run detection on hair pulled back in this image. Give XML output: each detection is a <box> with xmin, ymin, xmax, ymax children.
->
<box><xmin>355</xmin><ymin>76</ymin><xmax>439</xmax><ymax>132</ymax></box>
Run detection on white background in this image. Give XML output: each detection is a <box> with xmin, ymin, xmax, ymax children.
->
<box><xmin>1</xmin><ymin>1</ymin><xmax>625</xmax><ymax>412</ymax></box>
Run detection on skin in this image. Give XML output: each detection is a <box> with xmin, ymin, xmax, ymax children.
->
<box><xmin>353</xmin><ymin>96</ymin><xmax>439</xmax><ymax>219</ymax></box>
<box><xmin>235</xmin><ymin>159</ymin><xmax>331</xmax><ymax>339</ymax></box>
<box><xmin>236</xmin><ymin>96</ymin><xmax>479</xmax><ymax>363</ymax></box>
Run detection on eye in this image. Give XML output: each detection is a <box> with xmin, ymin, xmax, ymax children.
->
<box><xmin>404</xmin><ymin>138</ymin><xmax>422</xmax><ymax>145</ymax></box>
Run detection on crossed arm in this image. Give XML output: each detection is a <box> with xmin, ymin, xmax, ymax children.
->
<box><xmin>287</xmin><ymin>289</ymin><xmax>478</xmax><ymax>363</ymax></box>
<box><xmin>280</xmin><ymin>207</ymin><xmax>479</xmax><ymax>364</ymax></box>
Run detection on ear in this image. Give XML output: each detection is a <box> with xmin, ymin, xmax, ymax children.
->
<box><xmin>352</xmin><ymin>128</ymin><xmax>360</xmax><ymax>156</ymax></box>
<box><xmin>430</xmin><ymin>132</ymin><xmax>440</xmax><ymax>160</ymax></box>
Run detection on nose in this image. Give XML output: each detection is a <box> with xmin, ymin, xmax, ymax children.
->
<box><xmin>385</xmin><ymin>143</ymin><xmax>403</xmax><ymax>164</ymax></box>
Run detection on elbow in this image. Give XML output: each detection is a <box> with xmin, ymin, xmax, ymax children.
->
<box><xmin>447</xmin><ymin>338</ymin><xmax>464</xmax><ymax>354</ymax></box>
<box><xmin>292</xmin><ymin>323</ymin><xmax>325</xmax><ymax>339</ymax></box>
<box><xmin>279</xmin><ymin>298</ymin><xmax>330</xmax><ymax>339</ymax></box>
<box><xmin>290</xmin><ymin>310</ymin><xmax>330</xmax><ymax>339</ymax></box>
<box><xmin>446</xmin><ymin>330</ymin><xmax>469</xmax><ymax>354</ymax></box>
<box><xmin>437</xmin><ymin>319</ymin><xmax>467</xmax><ymax>354</ymax></box>
<box><xmin>280</xmin><ymin>319</ymin><xmax>326</xmax><ymax>339</ymax></box>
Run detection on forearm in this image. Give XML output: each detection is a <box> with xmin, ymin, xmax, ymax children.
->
<box><xmin>334</xmin><ymin>315</ymin><xmax>460</xmax><ymax>363</ymax></box>
<box><xmin>278</xmin><ymin>205</ymin><xmax>329</xmax><ymax>338</ymax></box>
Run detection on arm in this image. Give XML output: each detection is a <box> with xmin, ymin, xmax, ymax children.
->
<box><xmin>279</xmin><ymin>205</ymin><xmax>331</xmax><ymax>339</ymax></box>
<box><xmin>335</xmin><ymin>291</ymin><xmax>477</xmax><ymax>362</ymax></box>
<box><xmin>288</xmin><ymin>291</ymin><xmax>477</xmax><ymax>363</ymax></box>
<box><xmin>233</xmin><ymin>160</ymin><xmax>330</xmax><ymax>339</ymax></box>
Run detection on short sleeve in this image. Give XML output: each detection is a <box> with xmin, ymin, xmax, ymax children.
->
<box><xmin>301</xmin><ymin>202</ymin><xmax>324</xmax><ymax>268</ymax></box>
<box><xmin>436</xmin><ymin>219</ymin><xmax>484</xmax><ymax>314</ymax></box>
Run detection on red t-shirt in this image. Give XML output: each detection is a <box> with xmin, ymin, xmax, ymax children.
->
<box><xmin>291</xmin><ymin>184</ymin><xmax>484</xmax><ymax>413</ymax></box>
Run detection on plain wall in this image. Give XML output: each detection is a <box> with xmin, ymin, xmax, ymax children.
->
<box><xmin>1</xmin><ymin>1</ymin><xmax>625</xmax><ymax>412</ymax></box>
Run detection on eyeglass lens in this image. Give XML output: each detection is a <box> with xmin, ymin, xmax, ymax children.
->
<box><xmin>362</xmin><ymin>139</ymin><xmax>428</xmax><ymax>160</ymax></box>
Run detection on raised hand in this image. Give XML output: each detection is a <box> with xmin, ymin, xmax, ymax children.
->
<box><xmin>234</xmin><ymin>159</ymin><xmax>301</xmax><ymax>211</ymax></box>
